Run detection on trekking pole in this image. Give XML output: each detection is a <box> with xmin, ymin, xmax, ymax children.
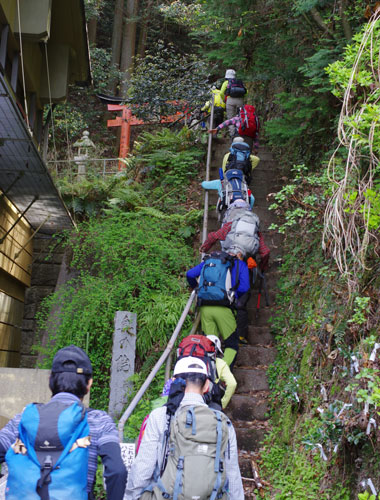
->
<box><xmin>255</xmin><ymin>275</ymin><xmax>262</xmax><ymax>319</ymax></box>
<box><xmin>255</xmin><ymin>269</ymin><xmax>270</xmax><ymax>319</ymax></box>
<box><xmin>262</xmin><ymin>271</ymin><xmax>270</xmax><ymax>307</ymax></box>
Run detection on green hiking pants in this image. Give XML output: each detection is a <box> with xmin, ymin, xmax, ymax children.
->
<box><xmin>200</xmin><ymin>306</ymin><xmax>237</xmax><ymax>366</ymax></box>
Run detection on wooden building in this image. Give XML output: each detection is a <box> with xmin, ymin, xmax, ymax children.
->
<box><xmin>0</xmin><ymin>0</ymin><xmax>90</xmax><ymax>366</ymax></box>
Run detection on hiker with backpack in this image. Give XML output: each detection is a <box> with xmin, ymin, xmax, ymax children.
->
<box><xmin>201</xmin><ymin>86</ymin><xmax>225</xmax><ymax>128</ymax></box>
<box><xmin>220</xmin><ymin>69</ymin><xmax>247</xmax><ymax>137</ymax></box>
<box><xmin>223</xmin><ymin>136</ymin><xmax>260</xmax><ymax>185</ymax></box>
<box><xmin>176</xmin><ymin>334</ymin><xmax>236</xmax><ymax>411</ymax></box>
<box><xmin>200</xmin><ymin>199</ymin><xmax>270</xmax><ymax>344</ymax></box>
<box><xmin>201</xmin><ymin>177</ymin><xmax>255</xmax><ymax>210</ymax></box>
<box><xmin>206</xmin><ymin>335</ymin><xmax>237</xmax><ymax>410</ymax></box>
<box><xmin>186</xmin><ymin>250</ymin><xmax>250</xmax><ymax>367</ymax></box>
<box><xmin>125</xmin><ymin>356</ymin><xmax>244</xmax><ymax>500</ymax></box>
<box><xmin>200</xmin><ymin>199</ymin><xmax>270</xmax><ymax>271</ymax></box>
<box><xmin>0</xmin><ymin>345</ymin><xmax>127</xmax><ymax>500</ymax></box>
<box><xmin>209</xmin><ymin>104</ymin><xmax>260</xmax><ymax>153</ymax></box>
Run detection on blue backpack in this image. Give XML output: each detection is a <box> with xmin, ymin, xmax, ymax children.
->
<box><xmin>197</xmin><ymin>252</ymin><xmax>239</xmax><ymax>307</ymax></box>
<box><xmin>223</xmin><ymin>169</ymin><xmax>249</xmax><ymax>206</ymax></box>
<box><xmin>225</xmin><ymin>142</ymin><xmax>252</xmax><ymax>181</ymax></box>
<box><xmin>5</xmin><ymin>401</ymin><xmax>90</xmax><ymax>500</ymax></box>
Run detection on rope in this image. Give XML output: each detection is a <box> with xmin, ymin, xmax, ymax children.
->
<box><xmin>16</xmin><ymin>0</ymin><xmax>30</xmax><ymax>131</ymax></box>
<box><xmin>44</xmin><ymin>41</ymin><xmax>58</xmax><ymax>164</ymax></box>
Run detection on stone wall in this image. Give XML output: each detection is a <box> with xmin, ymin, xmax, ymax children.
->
<box><xmin>20</xmin><ymin>234</ymin><xmax>65</xmax><ymax>367</ymax></box>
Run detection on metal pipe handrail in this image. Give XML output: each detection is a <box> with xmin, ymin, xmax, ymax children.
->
<box><xmin>118</xmin><ymin>291</ymin><xmax>196</xmax><ymax>440</ymax></box>
<box><xmin>202</xmin><ymin>95</ymin><xmax>214</xmax><ymax>246</ymax></box>
<box><xmin>117</xmin><ymin>97</ymin><xmax>215</xmax><ymax>441</ymax></box>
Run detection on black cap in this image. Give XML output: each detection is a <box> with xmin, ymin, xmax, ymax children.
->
<box><xmin>51</xmin><ymin>345</ymin><xmax>93</xmax><ymax>376</ymax></box>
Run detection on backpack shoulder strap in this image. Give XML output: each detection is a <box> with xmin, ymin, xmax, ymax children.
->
<box><xmin>209</xmin><ymin>409</ymin><xmax>228</xmax><ymax>500</ymax></box>
<box><xmin>231</xmin><ymin>258</ymin><xmax>240</xmax><ymax>291</ymax></box>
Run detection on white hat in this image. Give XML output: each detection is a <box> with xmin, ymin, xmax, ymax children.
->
<box><xmin>232</xmin><ymin>136</ymin><xmax>245</xmax><ymax>144</ymax></box>
<box><xmin>173</xmin><ymin>356</ymin><xmax>208</xmax><ymax>377</ymax></box>
<box><xmin>225</xmin><ymin>69</ymin><xmax>236</xmax><ymax>79</ymax></box>
<box><xmin>206</xmin><ymin>335</ymin><xmax>223</xmax><ymax>355</ymax></box>
<box><xmin>230</xmin><ymin>198</ymin><xmax>250</xmax><ymax>209</ymax></box>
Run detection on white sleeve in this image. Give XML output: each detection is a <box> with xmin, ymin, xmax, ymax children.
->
<box><xmin>225</xmin><ymin>423</ymin><xmax>244</xmax><ymax>500</ymax></box>
<box><xmin>125</xmin><ymin>408</ymin><xmax>166</xmax><ymax>500</ymax></box>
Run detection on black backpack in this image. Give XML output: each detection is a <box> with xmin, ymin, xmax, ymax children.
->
<box><xmin>225</xmin><ymin>78</ymin><xmax>247</xmax><ymax>98</ymax></box>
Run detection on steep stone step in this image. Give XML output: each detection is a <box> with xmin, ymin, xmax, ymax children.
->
<box><xmin>251</xmin><ymin>194</ymin><xmax>272</xmax><ymax>205</ymax></box>
<box><xmin>256</xmin><ymin>151</ymin><xmax>274</xmax><ymax>161</ymax></box>
<box><xmin>247</xmin><ymin>290</ymin><xmax>277</xmax><ymax>308</ymax></box>
<box><xmin>251</xmin><ymin>206</ymin><xmax>277</xmax><ymax>223</ymax></box>
<box><xmin>247</xmin><ymin>325</ymin><xmax>275</xmax><ymax>344</ymax></box>
<box><xmin>235</xmin><ymin>426</ymin><xmax>267</xmax><ymax>451</ymax></box>
<box><xmin>236</xmin><ymin>345</ymin><xmax>276</xmax><ymax>368</ymax></box>
<box><xmin>252</xmin><ymin>179</ymin><xmax>279</xmax><ymax>190</ymax></box>
<box><xmin>261</xmin><ymin>231</ymin><xmax>284</xmax><ymax>249</ymax></box>
<box><xmin>234</xmin><ymin>368</ymin><xmax>269</xmax><ymax>393</ymax></box>
<box><xmin>227</xmin><ymin>393</ymin><xmax>270</xmax><ymax>421</ymax></box>
<box><xmin>252</xmin><ymin>269</ymin><xmax>278</xmax><ymax>287</ymax></box>
<box><xmin>255</xmin><ymin>159</ymin><xmax>279</xmax><ymax>168</ymax></box>
<box><xmin>207</xmin><ymin>139</ymin><xmax>280</xmax><ymax>462</ymax></box>
<box><xmin>252</xmin><ymin>170</ymin><xmax>280</xmax><ymax>182</ymax></box>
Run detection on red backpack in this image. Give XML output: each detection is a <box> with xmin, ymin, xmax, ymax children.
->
<box><xmin>238</xmin><ymin>105</ymin><xmax>260</xmax><ymax>138</ymax></box>
<box><xmin>177</xmin><ymin>335</ymin><xmax>216</xmax><ymax>380</ymax></box>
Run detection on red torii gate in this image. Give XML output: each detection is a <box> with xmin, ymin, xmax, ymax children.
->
<box><xmin>107</xmin><ymin>103</ymin><xmax>190</xmax><ymax>170</ymax></box>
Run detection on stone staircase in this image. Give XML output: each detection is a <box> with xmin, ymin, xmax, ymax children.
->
<box><xmin>206</xmin><ymin>137</ymin><xmax>283</xmax><ymax>486</ymax></box>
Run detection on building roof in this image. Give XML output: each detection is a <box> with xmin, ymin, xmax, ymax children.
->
<box><xmin>0</xmin><ymin>73</ymin><xmax>73</xmax><ymax>234</ymax></box>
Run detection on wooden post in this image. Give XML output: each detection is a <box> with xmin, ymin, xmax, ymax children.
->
<box><xmin>107</xmin><ymin>103</ymin><xmax>192</xmax><ymax>170</ymax></box>
<box><xmin>107</xmin><ymin>104</ymin><xmax>144</xmax><ymax>170</ymax></box>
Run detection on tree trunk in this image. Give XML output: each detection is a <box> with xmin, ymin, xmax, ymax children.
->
<box><xmin>111</xmin><ymin>0</ymin><xmax>125</xmax><ymax>66</ymax></box>
<box><xmin>87</xmin><ymin>17</ymin><xmax>98</xmax><ymax>46</ymax></box>
<box><xmin>109</xmin><ymin>0</ymin><xmax>125</xmax><ymax>93</ymax></box>
<box><xmin>310</xmin><ymin>7</ymin><xmax>334</xmax><ymax>37</ymax></box>
<box><xmin>137</xmin><ymin>0</ymin><xmax>153</xmax><ymax>59</ymax></box>
<box><xmin>120</xmin><ymin>0</ymin><xmax>139</xmax><ymax>95</ymax></box>
<box><xmin>340</xmin><ymin>0</ymin><xmax>352</xmax><ymax>41</ymax></box>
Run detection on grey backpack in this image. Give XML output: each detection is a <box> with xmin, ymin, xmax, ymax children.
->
<box><xmin>141</xmin><ymin>405</ymin><xmax>230</xmax><ymax>500</ymax></box>
<box><xmin>221</xmin><ymin>210</ymin><xmax>260</xmax><ymax>257</ymax></box>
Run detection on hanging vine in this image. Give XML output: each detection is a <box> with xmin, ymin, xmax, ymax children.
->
<box><xmin>323</xmin><ymin>10</ymin><xmax>380</xmax><ymax>291</ymax></box>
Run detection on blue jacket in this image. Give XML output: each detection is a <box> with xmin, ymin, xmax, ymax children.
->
<box><xmin>186</xmin><ymin>259</ymin><xmax>250</xmax><ymax>298</ymax></box>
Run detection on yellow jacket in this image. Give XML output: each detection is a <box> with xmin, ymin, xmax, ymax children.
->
<box><xmin>201</xmin><ymin>89</ymin><xmax>226</xmax><ymax>112</ymax></box>
<box><xmin>216</xmin><ymin>357</ymin><xmax>237</xmax><ymax>409</ymax></box>
<box><xmin>220</xmin><ymin>80</ymin><xmax>228</xmax><ymax>100</ymax></box>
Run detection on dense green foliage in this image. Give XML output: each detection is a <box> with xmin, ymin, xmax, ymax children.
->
<box><xmin>37</xmin><ymin>212</ymin><xmax>194</xmax><ymax>409</ymax></box>
<box><xmin>50</xmin><ymin>1</ymin><xmax>380</xmax><ymax>496</ymax></box>
<box><xmin>323</xmin><ymin>20</ymin><xmax>380</xmax><ymax>283</ymax></box>
<box><xmin>38</xmin><ymin>128</ymin><xmax>204</xmax><ymax>410</ymax></box>
<box><xmin>191</xmin><ymin>0</ymin><xmax>363</xmax><ymax>165</ymax></box>
<box><xmin>52</xmin><ymin>127</ymin><xmax>204</xmax><ymax>219</ymax></box>
<box><xmin>262</xmin><ymin>160</ymin><xmax>380</xmax><ymax>496</ymax></box>
<box><xmin>125</xmin><ymin>42</ymin><xmax>210</xmax><ymax>120</ymax></box>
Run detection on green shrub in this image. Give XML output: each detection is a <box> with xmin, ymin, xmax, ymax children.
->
<box><xmin>36</xmin><ymin>211</ymin><xmax>196</xmax><ymax>410</ymax></box>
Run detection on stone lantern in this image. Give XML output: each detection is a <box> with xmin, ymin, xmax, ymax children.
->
<box><xmin>73</xmin><ymin>130</ymin><xmax>95</xmax><ymax>178</ymax></box>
